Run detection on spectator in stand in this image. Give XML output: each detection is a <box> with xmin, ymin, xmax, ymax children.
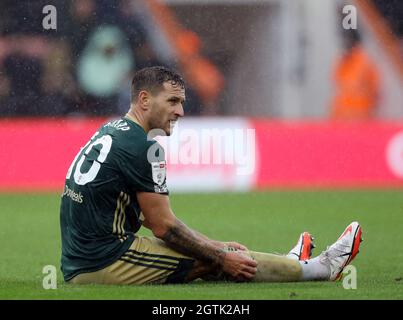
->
<box><xmin>66</xmin><ymin>0</ymin><xmax>162</xmax><ymax>116</ymax></box>
<box><xmin>67</xmin><ymin>0</ymin><xmax>99</xmax><ymax>63</ymax></box>
<box><xmin>0</xmin><ymin>1</ymin><xmax>46</xmax><ymax>116</ymax></box>
<box><xmin>0</xmin><ymin>0</ymin><xmax>205</xmax><ymax>117</ymax></box>
<box><xmin>0</xmin><ymin>0</ymin><xmax>76</xmax><ymax>116</ymax></box>
<box><xmin>39</xmin><ymin>40</ymin><xmax>77</xmax><ymax>116</ymax></box>
<box><xmin>74</xmin><ymin>24</ymin><xmax>135</xmax><ymax>116</ymax></box>
<box><xmin>330</xmin><ymin>29</ymin><xmax>380</xmax><ymax>120</ymax></box>
<box><xmin>0</xmin><ymin>72</ymin><xmax>10</xmax><ymax>111</ymax></box>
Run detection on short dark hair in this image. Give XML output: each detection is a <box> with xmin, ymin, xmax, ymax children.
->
<box><xmin>131</xmin><ymin>66</ymin><xmax>185</xmax><ymax>103</ymax></box>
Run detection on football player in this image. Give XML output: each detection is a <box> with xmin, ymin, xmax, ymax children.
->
<box><xmin>61</xmin><ymin>66</ymin><xmax>362</xmax><ymax>285</ymax></box>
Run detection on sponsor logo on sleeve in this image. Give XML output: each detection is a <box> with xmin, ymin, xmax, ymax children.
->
<box><xmin>151</xmin><ymin>161</ymin><xmax>168</xmax><ymax>193</ymax></box>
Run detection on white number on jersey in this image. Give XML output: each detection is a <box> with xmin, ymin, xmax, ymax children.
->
<box><xmin>66</xmin><ymin>132</ymin><xmax>113</xmax><ymax>185</ymax></box>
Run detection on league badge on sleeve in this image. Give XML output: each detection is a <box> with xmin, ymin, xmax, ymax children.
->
<box><xmin>151</xmin><ymin>161</ymin><xmax>167</xmax><ymax>188</ymax></box>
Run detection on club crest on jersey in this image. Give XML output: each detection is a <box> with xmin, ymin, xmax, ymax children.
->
<box><xmin>151</xmin><ymin>161</ymin><xmax>166</xmax><ymax>186</ymax></box>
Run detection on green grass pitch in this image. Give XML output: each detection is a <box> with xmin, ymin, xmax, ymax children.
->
<box><xmin>0</xmin><ymin>189</ymin><xmax>402</xmax><ymax>300</ymax></box>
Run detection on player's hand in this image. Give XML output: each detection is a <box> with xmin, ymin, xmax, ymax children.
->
<box><xmin>223</xmin><ymin>241</ymin><xmax>248</xmax><ymax>251</ymax></box>
<box><xmin>212</xmin><ymin>241</ymin><xmax>248</xmax><ymax>251</ymax></box>
<box><xmin>221</xmin><ymin>251</ymin><xmax>258</xmax><ymax>281</ymax></box>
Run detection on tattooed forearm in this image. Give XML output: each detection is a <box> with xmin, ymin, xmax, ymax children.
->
<box><xmin>162</xmin><ymin>218</ymin><xmax>226</xmax><ymax>265</ymax></box>
<box><xmin>193</xmin><ymin>230</ymin><xmax>225</xmax><ymax>249</ymax></box>
<box><xmin>193</xmin><ymin>230</ymin><xmax>212</xmax><ymax>242</ymax></box>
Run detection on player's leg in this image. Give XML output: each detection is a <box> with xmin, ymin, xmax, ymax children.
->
<box><xmin>192</xmin><ymin>250</ymin><xmax>304</xmax><ymax>283</ymax></box>
<box><xmin>70</xmin><ymin>222</ymin><xmax>362</xmax><ymax>284</ymax></box>
<box><xmin>197</xmin><ymin>222</ymin><xmax>362</xmax><ymax>283</ymax></box>
<box><xmin>236</xmin><ymin>231</ymin><xmax>316</xmax><ymax>282</ymax></box>
<box><xmin>245</xmin><ymin>221</ymin><xmax>363</xmax><ymax>282</ymax></box>
<box><xmin>248</xmin><ymin>251</ymin><xmax>303</xmax><ymax>282</ymax></box>
<box><xmin>170</xmin><ymin>221</ymin><xmax>362</xmax><ymax>283</ymax></box>
<box><xmin>188</xmin><ymin>232</ymin><xmax>316</xmax><ymax>282</ymax></box>
<box><xmin>191</xmin><ymin>231</ymin><xmax>316</xmax><ymax>282</ymax></box>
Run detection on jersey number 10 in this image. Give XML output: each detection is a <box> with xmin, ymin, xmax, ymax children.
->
<box><xmin>66</xmin><ymin>132</ymin><xmax>113</xmax><ymax>185</ymax></box>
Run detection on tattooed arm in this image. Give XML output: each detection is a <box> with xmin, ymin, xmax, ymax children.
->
<box><xmin>137</xmin><ymin>192</ymin><xmax>226</xmax><ymax>265</ymax></box>
<box><xmin>192</xmin><ymin>230</ymin><xmax>248</xmax><ymax>251</ymax></box>
<box><xmin>162</xmin><ymin>217</ymin><xmax>226</xmax><ymax>265</ymax></box>
<box><xmin>137</xmin><ymin>192</ymin><xmax>257</xmax><ymax>278</ymax></box>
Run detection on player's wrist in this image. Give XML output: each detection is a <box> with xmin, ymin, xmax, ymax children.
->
<box><xmin>214</xmin><ymin>247</ymin><xmax>227</xmax><ymax>267</ymax></box>
<box><xmin>210</xmin><ymin>240</ymin><xmax>224</xmax><ymax>248</ymax></box>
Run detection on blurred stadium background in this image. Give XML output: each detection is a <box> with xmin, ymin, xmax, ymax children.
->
<box><xmin>0</xmin><ymin>0</ymin><xmax>403</xmax><ymax>299</ymax></box>
<box><xmin>0</xmin><ymin>0</ymin><xmax>402</xmax><ymax>192</ymax></box>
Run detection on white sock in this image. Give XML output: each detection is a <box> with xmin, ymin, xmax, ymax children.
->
<box><xmin>299</xmin><ymin>256</ymin><xmax>330</xmax><ymax>281</ymax></box>
<box><xmin>286</xmin><ymin>252</ymin><xmax>300</xmax><ymax>261</ymax></box>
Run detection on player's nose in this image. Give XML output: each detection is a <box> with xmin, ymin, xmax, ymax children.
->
<box><xmin>175</xmin><ymin>103</ymin><xmax>184</xmax><ymax>117</ymax></box>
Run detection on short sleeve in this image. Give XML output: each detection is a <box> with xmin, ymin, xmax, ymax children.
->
<box><xmin>118</xmin><ymin>141</ymin><xmax>169</xmax><ymax>194</ymax></box>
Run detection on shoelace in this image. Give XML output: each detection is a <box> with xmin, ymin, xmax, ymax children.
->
<box><xmin>320</xmin><ymin>240</ymin><xmax>351</xmax><ymax>273</ymax></box>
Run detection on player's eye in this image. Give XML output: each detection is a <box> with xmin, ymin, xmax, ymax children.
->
<box><xmin>168</xmin><ymin>98</ymin><xmax>179</xmax><ymax>105</ymax></box>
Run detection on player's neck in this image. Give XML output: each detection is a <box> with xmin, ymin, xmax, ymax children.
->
<box><xmin>125</xmin><ymin>110</ymin><xmax>150</xmax><ymax>133</ymax></box>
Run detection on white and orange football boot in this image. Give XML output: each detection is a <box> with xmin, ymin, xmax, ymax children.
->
<box><xmin>287</xmin><ymin>232</ymin><xmax>316</xmax><ymax>261</ymax></box>
<box><xmin>319</xmin><ymin>221</ymin><xmax>363</xmax><ymax>281</ymax></box>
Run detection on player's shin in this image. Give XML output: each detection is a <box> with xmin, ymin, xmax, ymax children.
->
<box><xmin>248</xmin><ymin>251</ymin><xmax>303</xmax><ymax>282</ymax></box>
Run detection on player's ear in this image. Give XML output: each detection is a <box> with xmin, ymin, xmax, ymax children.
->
<box><xmin>138</xmin><ymin>90</ymin><xmax>151</xmax><ymax>110</ymax></box>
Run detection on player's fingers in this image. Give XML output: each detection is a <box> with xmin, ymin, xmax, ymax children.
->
<box><xmin>244</xmin><ymin>258</ymin><xmax>258</xmax><ymax>268</ymax></box>
<box><xmin>240</xmin><ymin>269</ymin><xmax>256</xmax><ymax>280</ymax></box>
<box><xmin>224</xmin><ymin>242</ymin><xmax>247</xmax><ymax>251</ymax></box>
<box><xmin>232</xmin><ymin>242</ymin><xmax>248</xmax><ymax>251</ymax></box>
<box><xmin>226</xmin><ymin>242</ymin><xmax>244</xmax><ymax>249</ymax></box>
<box><xmin>242</xmin><ymin>265</ymin><xmax>257</xmax><ymax>276</ymax></box>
